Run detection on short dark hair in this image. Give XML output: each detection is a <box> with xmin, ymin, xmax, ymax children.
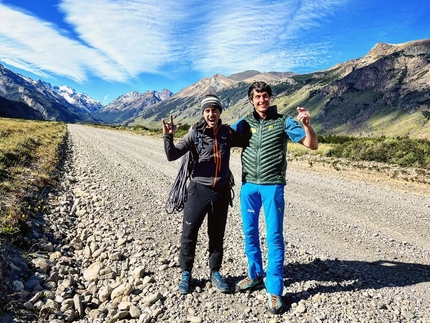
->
<box><xmin>248</xmin><ymin>81</ymin><xmax>272</xmax><ymax>102</ymax></box>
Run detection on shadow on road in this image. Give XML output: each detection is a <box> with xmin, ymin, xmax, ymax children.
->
<box><xmin>283</xmin><ymin>258</ymin><xmax>430</xmax><ymax>302</ymax></box>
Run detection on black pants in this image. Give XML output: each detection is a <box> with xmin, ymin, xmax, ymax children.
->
<box><xmin>180</xmin><ymin>180</ymin><xmax>230</xmax><ymax>272</ymax></box>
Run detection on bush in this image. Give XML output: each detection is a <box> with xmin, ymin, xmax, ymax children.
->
<box><xmin>326</xmin><ymin>136</ymin><xmax>430</xmax><ymax>168</ymax></box>
<box><xmin>318</xmin><ymin>134</ymin><xmax>355</xmax><ymax>145</ymax></box>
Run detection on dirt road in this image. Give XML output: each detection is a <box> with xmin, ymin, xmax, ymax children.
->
<box><xmin>17</xmin><ymin>124</ymin><xmax>430</xmax><ymax>322</ymax></box>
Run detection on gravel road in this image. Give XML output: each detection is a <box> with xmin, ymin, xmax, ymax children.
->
<box><xmin>5</xmin><ymin>123</ymin><xmax>430</xmax><ymax>323</ymax></box>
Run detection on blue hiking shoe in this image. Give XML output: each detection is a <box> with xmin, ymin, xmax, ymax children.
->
<box><xmin>178</xmin><ymin>271</ymin><xmax>192</xmax><ymax>294</ymax></box>
<box><xmin>268</xmin><ymin>293</ymin><xmax>283</xmax><ymax>314</ymax></box>
<box><xmin>236</xmin><ymin>276</ymin><xmax>264</xmax><ymax>292</ymax></box>
<box><xmin>210</xmin><ymin>271</ymin><xmax>230</xmax><ymax>293</ymax></box>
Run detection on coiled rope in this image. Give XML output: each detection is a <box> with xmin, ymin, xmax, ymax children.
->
<box><xmin>165</xmin><ymin>152</ymin><xmax>192</xmax><ymax>214</ymax></box>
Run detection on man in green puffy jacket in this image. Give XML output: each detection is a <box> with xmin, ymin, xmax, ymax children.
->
<box><xmin>231</xmin><ymin>81</ymin><xmax>318</xmax><ymax>314</ymax></box>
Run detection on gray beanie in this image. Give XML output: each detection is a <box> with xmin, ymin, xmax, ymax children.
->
<box><xmin>201</xmin><ymin>94</ymin><xmax>222</xmax><ymax>113</ymax></box>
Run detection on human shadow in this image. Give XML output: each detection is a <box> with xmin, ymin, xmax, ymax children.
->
<box><xmin>283</xmin><ymin>258</ymin><xmax>430</xmax><ymax>303</ymax></box>
<box><xmin>225</xmin><ymin>258</ymin><xmax>430</xmax><ymax>312</ymax></box>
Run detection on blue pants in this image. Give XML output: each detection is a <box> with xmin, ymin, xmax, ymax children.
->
<box><xmin>240</xmin><ymin>182</ymin><xmax>285</xmax><ymax>296</ymax></box>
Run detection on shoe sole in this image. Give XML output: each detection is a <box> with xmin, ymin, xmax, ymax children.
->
<box><xmin>268</xmin><ymin>305</ymin><xmax>283</xmax><ymax>315</ymax></box>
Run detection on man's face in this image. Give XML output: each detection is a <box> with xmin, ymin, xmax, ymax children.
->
<box><xmin>250</xmin><ymin>90</ymin><xmax>271</xmax><ymax>116</ymax></box>
<box><xmin>203</xmin><ymin>107</ymin><xmax>221</xmax><ymax>128</ymax></box>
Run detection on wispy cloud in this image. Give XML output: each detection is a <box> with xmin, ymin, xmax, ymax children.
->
<box><xmin>59</xmin><ymin>0</ymin><xmax>189</xmax><ymax>72</ymax></box>
<box><xmin>0</xmin><ymin>0</ymin><xmax>347</xmax><ymax>85</ymax></box>
<box><xmin>0</xmin><ymin>3</ymin><xmax>126</xmax><ymax>83</ymax></box>
<box><xmin>190</xmin><ymin>0</ymin><xmax>346</xmax><ymax>74</ymax></box>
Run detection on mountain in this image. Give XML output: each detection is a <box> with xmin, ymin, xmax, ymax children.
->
<box><xmin>227</xmin><ymin>70</ymin><xmax>262</xmax><ymax>81</ymax></box>
<box><xmin>1</xmin><ymin>38</ymin><xmax>429</xmax><ymax>139</ymax></box>
<box><xmin>270</xmin><ymin>39</ymin><xmax>430</xmax><ymax>138</ymax></box>
<box><xmin>0</xmin><ymin>64</ymin><xmax>99</xmax><ymax>122</ymax></box>
<box><xmin>127</xmin><ymin>39</ymin><xmax>430</xmax><ymax>139</ymax></box>
<box><xmin>92</xmin><ymin>89</ymin><xmax>173</xmax><ymax>124</ymax></box>
<box><xmin>126</xmin><ymin>72</ymin><xmax>288</xmax><ymax>127</ymax></box>
<box><xmin>52</xmin><ymin>85</ymin><xmax>103</xmax><ymax>113</ymax></box>
<box><xmin>0</xmin><ymin>96</ymin><xmax>45</xmax><ymax>119</ymax></box>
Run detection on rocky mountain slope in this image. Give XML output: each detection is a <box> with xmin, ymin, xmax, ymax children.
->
<box><xmin>127</xmin><ymin>39</ymin><xmax>430</xmax><ymax>139</ymax></box>
<box><xmin>1</xmin><ymin>39</ymin><xmax>429</xmax><ymax>138</ymax></box>
<box><xmin>0</xmin><ymin>65</ymin><xmax>99</xmax><ymax>122</ymax></box>
<box><xmin>92</xmin><ymin>89</ymin><xmax>173</xmax><ymax>124</ymax></box>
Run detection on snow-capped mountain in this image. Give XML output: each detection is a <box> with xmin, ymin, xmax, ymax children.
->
<box><xmin>0</xmin><ymin>64</ymin><xmax>98</xmax><ymax>122</ymax></box>
<box><xmin>52</xmin><ymin>85</ymin><xmax>103</xmax><ymax>113</ymax></box>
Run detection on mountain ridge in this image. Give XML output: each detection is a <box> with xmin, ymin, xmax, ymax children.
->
<box><xmin>1</xmin><ymin>38</ymin><xmax>429</xmax><ymax>139</ymax></box>
<box><xmin>127</xmin><ymin>38</ymin><xmax>430</xmax><ymax>139</ymax></box>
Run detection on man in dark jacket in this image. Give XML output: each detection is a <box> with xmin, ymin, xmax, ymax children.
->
<box><xmin>163</xmin><ymin>94</ymin><xmax>244</xmax><ymax>295</ymax></box>
<box><xmin>231</xmin><ymin>81</ymin><xmax>318</xmax><ymax>314</ymax></box>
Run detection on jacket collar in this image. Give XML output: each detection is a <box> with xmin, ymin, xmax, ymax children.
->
<box><xmin>252</xmin><ymin>105</ymin><xmax>278</xmax><ymax>120</ymax></box>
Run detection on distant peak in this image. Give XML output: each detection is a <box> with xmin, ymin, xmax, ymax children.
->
<box><xmin>367</xmin><ymin>38</ymin><xmax>430</xmax><ymax>59</ymax></box>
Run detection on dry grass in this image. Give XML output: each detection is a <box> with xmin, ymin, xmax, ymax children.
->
<box><xmin>0</xmin><ymin>118</ymin><xmax>66</xmax><ymax>311</ymax></box>
<box><xmin>0</xmin><ymin>118</ymin><xmax>67</xmax><ymax>234</ymax></box>
<box><xmin>288</xmin><ymin>142</ymin><xmax>333</xmax><ymax>156</ymax></box>
<box><xmin>287</xmin><ymin>153</ymin><xmax>430</xmax><ymax>198</ymax></box>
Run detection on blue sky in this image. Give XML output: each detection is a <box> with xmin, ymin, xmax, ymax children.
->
<box><xmin>0</xmin><ymin>0</ymin><xmax>429</xmax><ymax>104</ymax></box>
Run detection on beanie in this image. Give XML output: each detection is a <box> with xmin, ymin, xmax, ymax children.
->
<box><xmin>201</xmin><ymin>94</ymin><xmax>222</xmax><ymax>113</ymax></box>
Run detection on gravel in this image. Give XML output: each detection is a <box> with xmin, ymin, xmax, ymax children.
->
<box><xmin>1</xmin><ymin>123</ymin><xmax>430</xmax><ymax>323</ymax></box>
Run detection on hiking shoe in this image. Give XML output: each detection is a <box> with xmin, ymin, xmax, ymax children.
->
<box><xmin>236</xmin><ymin>276</ymin><xmax>264</xmax><ymax>292</ymax></box>
<box><xmin>268</xmin><ymin>294</ymin><xmax>283</xmax><ymax>314</ymax></box>
<box><xmin>178</xmin><ymin>271</ymin><xmax>192</xmax><ymax>294</ymax></box>
<box><xmin>210</xmin><ymin>271</ymin><xmax>230</xmax><ymax>293</ymax></box>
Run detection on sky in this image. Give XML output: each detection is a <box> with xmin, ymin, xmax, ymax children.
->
<box><xmin>0</xmin><ymin>0</ymin><xmax>429</xmax><ymax>105</ymax></box>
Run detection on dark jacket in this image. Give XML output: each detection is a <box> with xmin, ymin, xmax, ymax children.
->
<box><xmin>164</xmin><ymin>118</ymin><xmax>245</xmax><ymax>188</ymax></box>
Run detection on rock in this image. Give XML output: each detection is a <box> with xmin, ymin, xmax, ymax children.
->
<box><xmin>111</xmin><ymin>283</ymin><xmax>133</xmax><ymax>299</ymax></box>
<box><xmin>83</xmin><ymin>263</ymin><xmax>101</xmax><ymax>281</ymax></box>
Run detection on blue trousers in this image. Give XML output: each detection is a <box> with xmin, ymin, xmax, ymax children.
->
<box><xmin>240</xmin><ymin>182</ymin><xmax>285</xmax><ymax>296</ymax></box>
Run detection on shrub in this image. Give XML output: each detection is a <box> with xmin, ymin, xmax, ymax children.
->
<box><xmin>326</xmin><ymin>136</ymin><xmax>430</xmax><ymax>168</ymax></box>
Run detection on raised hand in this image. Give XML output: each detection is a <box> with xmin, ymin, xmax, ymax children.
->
<box><xmin>297</xmin><ymin>107</ymin><xmax>311</xmax><ymax>127</ymax></box>
<box><xmin>162</xmin><ymin>114</ymin><xmax>181</xmax><ymax>135</ymax></box>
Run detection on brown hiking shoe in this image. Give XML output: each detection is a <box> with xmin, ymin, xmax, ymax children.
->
<box><xmin>236</xmin><ymin>276</ymin><xmax>264</xmax><ymax>292</ymax></box>
<box><xmin>268</xmin><ymin>294</ymin><xmax>283</xmax><ymax>314</ymax></box>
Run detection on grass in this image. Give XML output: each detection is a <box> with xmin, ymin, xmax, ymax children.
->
<box><xmin>0</xmin><ymin>118</ymin><xmax>67</xmax><ymax>235</ymax></box>
<box><xmin>288</xmin><ymin>142</ymin><xmax>332</xmax><ymax>156</ymax></box>
<box><xmin>0</xmin><ymin>118</ymin><xmax>67</xmax><ymax>315</ymax></box>
<box><xmin>91</xmin><ymin>123</ymin><xmax>162</xmax><ymax>137</ymax></box>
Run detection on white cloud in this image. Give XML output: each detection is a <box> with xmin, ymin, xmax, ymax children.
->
<box><xmin>189</xmin><ymin>0</ymin><xmax>347</xmax><ymax>75</ymax></box>
<box><xmin>0</xmin><ymin>57</ymin><xmax>52</xmax><ymax>79</ymax></box>
<box><xmin>59</xmin><ymin>0</ymin><xmax>190</xmax><ymax>73</ymax></box>
<box><xmin>0</xmin><ymin>0</ymin><xmax>348</xmax><ymax>85</ymax></box>
<box><xmin>0</xmin><ymin>3</ymin><xmax>127</xmax><ymax>82</ymax></box>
